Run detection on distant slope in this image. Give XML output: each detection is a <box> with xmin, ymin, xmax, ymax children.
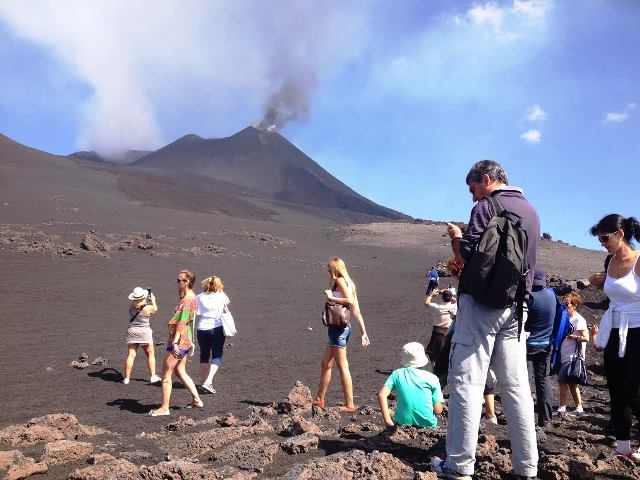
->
<box><xmin>132</xmin><ymin>127</ymin><xmax>409</xmax><ymax>221</ymax></box>
<box><xmin>68</xmin><ymin>149</ymin><xmax>152</xmax><ymax>164</ymax></box>
<box><xmin>3</xmin><ymin>129</ymin><xmax>410</xmax><ymax>224</ymax></box>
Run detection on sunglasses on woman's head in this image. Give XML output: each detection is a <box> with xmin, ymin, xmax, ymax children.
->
<box><xmin>598</xmin><ymin>232</ymin><xmax>618</xmax><ymax>244</ymax></box>
<box><xmin>177</xmin><ymin>278</ymin><xmax>188</xmax><ymax>284</ymax></box>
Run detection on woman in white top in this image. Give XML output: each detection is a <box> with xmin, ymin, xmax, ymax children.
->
<box><xmin>196</xmin><ymin>276</ymin><xmax>230</xmax><ymax>394</ymax></box>
<box><xmin>556</xmin><ymin>291</ymin><xmax>589</xmax><ymax>414</ymax></box>
<box><xmin>589</xmin><ymin>214</ymin><xmax>640</xmax><ymax>461</ymax></box>
<box><xmin>313</xmin><ymin>257</ymin><xmax>370</xmax><ymax>413</ymax></box>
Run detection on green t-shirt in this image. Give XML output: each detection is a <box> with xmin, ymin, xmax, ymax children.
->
<box><xmin>384</xmin><ymin>366</ymin><xmax>443</xmax><ymax>428</ymax></box>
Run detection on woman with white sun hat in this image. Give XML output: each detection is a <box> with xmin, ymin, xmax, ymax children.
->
<box><xmin>122</xmin><ymin>287</ymin><xmax>161</xmax><ymax>385</ymax></box>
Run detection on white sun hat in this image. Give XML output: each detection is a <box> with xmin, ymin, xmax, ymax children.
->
<box><xmin>401</xmin><ymin>342</ymin><xmax>429</xmax><ymax>368</ymax></box>
<box><xmin>128</xmin><ymin>287</ymin><xmax>147</xmax><ymax>301</ymax></box>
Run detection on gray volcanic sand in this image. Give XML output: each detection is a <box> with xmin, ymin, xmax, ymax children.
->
<box><xmin>4</xmin><ymin>213</ymin><xmax>632</xmax><ymax>478</ymax></box>
<box><xmin>3</xmin><ymin>135</ymin><xmax>635</xmax><ymax>478</ymax></box>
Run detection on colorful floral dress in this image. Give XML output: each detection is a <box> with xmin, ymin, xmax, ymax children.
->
<box><xmin>168</xmin><ymin>295</ymin><xmax>198</xmax><ymax>353</ymax></box>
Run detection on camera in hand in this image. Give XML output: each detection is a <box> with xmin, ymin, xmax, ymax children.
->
<box><xmin>146</xmin><ymin>288</ymin><xmax>152</xmax><ymax>301</ymax></box>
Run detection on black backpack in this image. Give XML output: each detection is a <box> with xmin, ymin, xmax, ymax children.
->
<box><xmin>458</xmin><ymin>195</ymin><xmax>530</xmax><ymax>332</ymax></box>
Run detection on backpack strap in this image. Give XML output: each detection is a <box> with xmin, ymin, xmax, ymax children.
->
<box><xmin>514</xmin><ymin>274</ymin><xmax>528</xmax><ymax>341</ymax></box>
<box><xmin>490</xmin><ymin>193</ymin><xmax>528</xmax><ymax>340</ymax></box>
<box><xmin>488</xmin><ymin>195</ymin><xmax>504</xmax><ymax>216</ymax></box>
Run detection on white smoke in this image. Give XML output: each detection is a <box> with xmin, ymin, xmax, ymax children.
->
<box><xmin>0</xmin><ymin>1</ymin><xmax>369</xmax><ymax>160</ymax></box>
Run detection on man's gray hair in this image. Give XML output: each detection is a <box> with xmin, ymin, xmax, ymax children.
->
<box><xmin>465</xmin><ymin>160</ymin><xmax>509</xmax><ymax>185</ymax></box>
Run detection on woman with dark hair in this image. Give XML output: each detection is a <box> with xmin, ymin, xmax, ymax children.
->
<box><xmin>149</xmin><ymin>270</ymin><xmax>203</xmax><ymax>416</ymax></box>
<box><xmin>589</xmin><ymin>214</ymin><xmax>640</xmax><ymax>460</ymax></box>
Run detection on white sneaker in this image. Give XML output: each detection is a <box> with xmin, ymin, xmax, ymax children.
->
<box><xmin>482</xmin><ymin>415</ymin><xmax>498</xmax><ymax>425</ymax></box>
<box><xmin>567</xmin><ymin>406</ymin><xmax>584</xmax><ymax>416</ymax></box>
<box><xmin>122</xmin><ymin>378</ymin><xmax>130</xmax><ymax>385</ymax></box>
<box><xmin>611</xmin><ymin>449</ymin><xmax>640</xmax><ymax>463</ymax></box>
<box><xmin>149</xmin><ymin>375</ymin><xmax>162</xmax><ymax>383</ymax></box>
<box><xmin>430</xmin><ymin>457</ymin><xmax>473</xmax><ymax>479</ymax></box>
<box><xmin>555</xmin><ymin>406</ymin><xmax>566</xmax><ymax>413</ymax></box>
<box><xmin>201</xmin><ymin>383</ymin><xmax>216</xmax><ymax>394</ymax></box>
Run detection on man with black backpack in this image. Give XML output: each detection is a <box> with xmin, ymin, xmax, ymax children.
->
<box><xmin>431</xmin><ymin>160</ymin><xmax>540</xmax><ymax>480</ymax></box>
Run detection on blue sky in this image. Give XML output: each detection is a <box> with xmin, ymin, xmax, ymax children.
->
<box><xmin>0</xmin><ymin>1</ymin><xmax>638</xmax><ymax>249</ymax></box>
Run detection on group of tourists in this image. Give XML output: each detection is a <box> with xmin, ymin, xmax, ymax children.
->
<box><xmin>119</xmin><ymin>159</ymin><xmax>640</xmax><ymax>480</ymax></box>
<box><xmin>123</xmin><ymin>270</ymin><xmax>231</xmax><ymax>416</ymax></box>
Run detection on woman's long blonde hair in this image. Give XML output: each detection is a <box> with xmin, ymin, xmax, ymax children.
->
<box><xmin>202</xmin><ymin>276</ymin><xmax>224</xmax><ymax>293</ymax></box>
<box><xmin>327</xmin><ymin>257</ymin><xmax>356</xmax><ymax>291</ymax></box>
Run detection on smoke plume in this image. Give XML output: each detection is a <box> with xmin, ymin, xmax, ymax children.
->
<box><xmin>0</xmin><ymin>1</ymin><xmax>369</xmax><ymax>160</ymax></box>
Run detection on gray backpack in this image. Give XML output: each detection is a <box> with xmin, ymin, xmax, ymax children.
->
<box><xmin>458</xmin><ymin>195</ymin><xmax>529</xmax><ymax>332</ymax></box>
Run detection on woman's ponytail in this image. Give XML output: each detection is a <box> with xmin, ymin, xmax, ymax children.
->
<box><xmin>623</xmin><ymin>216</ymin><xmax>640</xmax><ymax>244</ymax></box>
<box><xmin>201</xmin><ymin>276</ymin><xmax>224</xmax><ymax>293</ymax></box>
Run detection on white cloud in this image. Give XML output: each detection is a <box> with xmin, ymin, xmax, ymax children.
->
<box><xmin>375</xmin><ymin>0</ymin><xmax>553</xmax><ymax>102</ymax></box>
<box><xmin>468</xmin><ymin>4</ymin><xmax>505</xmax><ymax>31</ymax></box>
<box><xmin>524</xmin><ymin>104</ymin><xmax>547</xmax><ymax>122</ymax></box>
<box><xmin>604</xmin><ymin>112</ymin><xmax>628</xmax><ymax>123</ymax></box>
<box><xmin>628</xmin><ymin>102</ymin><xmax>636</xmax><ymax>110</ymax></box>
<box><xmin>520</xmin><ymin>128</ymin><xmax>541</xmax><ymax>143</ymax></box>
<box><xmin>0</xmin><ymin>1</ymin><xmax>371</xmax><ymax>157</ymax></box>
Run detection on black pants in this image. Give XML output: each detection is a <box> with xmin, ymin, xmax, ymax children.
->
<box><xmin>527</xmin><ymin>345</ymin><xmax>552</xmax><ymax>426</ymax></box>
<box><xmin>426</xmin><ymin>326</ymin><xmax>449</xmax><ymax>365</ymax></box>
<box><xmin>426</xmin><ymin>280</ymin><xmax>438</xmax><ymax>296</ymax></box>
<box><xmin>604</xmin><ymin>328</ymin><xmax>640</xmax><ymax>441</ymax></box>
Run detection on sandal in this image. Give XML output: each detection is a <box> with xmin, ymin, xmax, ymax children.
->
<box><xmin>148</xmin><ymin>409</ymin><xmax>170</xmax><ymax>417</ymax></box>
<box><xmin>186</xmin><ymin>400</ymin><xmax>204</xmax><ymax>409</ymax></box>
<box><xmin>339</xmin><ymin>405</ymin><xmax>357</xmax><ymax>413</ymax></box>
<box><xmin>311</xmin><ymin>400</ymin><xmax>325</xmax><ymax>408</ymax></box>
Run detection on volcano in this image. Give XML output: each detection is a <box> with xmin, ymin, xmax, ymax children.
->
<box><xmin>65</xmin><ymin>127</ymin><xmax>408</xmax><ymax>222</ymax></box>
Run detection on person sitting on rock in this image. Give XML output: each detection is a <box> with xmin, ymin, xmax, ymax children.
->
<box><xmin>378</xmin><ymin>342</ymin><xmax>443</xmax><ymax>428</ymax></box>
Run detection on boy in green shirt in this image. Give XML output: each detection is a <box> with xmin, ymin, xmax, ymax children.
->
<box><xmin>378</xmin><ymin>342</ymin><xmax>444</xmax><ymax>428</ymax></box>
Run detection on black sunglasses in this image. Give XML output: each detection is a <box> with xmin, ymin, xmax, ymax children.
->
<box><xmin>598</xmin><ymin>232</ymin><xmax>618</xmax><ymax>244</ymax></box>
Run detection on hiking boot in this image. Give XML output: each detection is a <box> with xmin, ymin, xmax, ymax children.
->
<box><xmin>430</xmin><ymin>457</ymin><xmax>473</xmax><ymax>479</ymax></box>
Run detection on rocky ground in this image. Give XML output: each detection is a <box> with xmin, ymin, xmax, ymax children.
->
<box><xmin>1</xmin><ymin>218</ymin><xmax>631</xmax><ymax>479</ymax></box>
<box><xmin>2</xmin><ymin>374</ymin><xmax>640</xmax><ymax>480</ymax></box>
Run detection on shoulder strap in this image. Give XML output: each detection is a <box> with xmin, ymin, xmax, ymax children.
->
<box><xmin>488</xmin><ymin>194</ymin><xmax>504</xmax><ymax>216</ymax></box>
<box><xmin>604</xmin><ymin>254</ymin><xmax>614</xmax><ymax>273</ymax></box>
<box><xmin>129</xmin><ymin>307</ymin><xmax>143</xmax><ymax>324</ymax></box>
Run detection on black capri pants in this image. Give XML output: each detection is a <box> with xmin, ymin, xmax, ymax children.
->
<box><xmin>197</xmin><ymin>326</ymin><xmax>225</xmax><ymax>366</ymax></box>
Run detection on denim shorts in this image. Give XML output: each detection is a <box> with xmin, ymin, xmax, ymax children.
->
<box><xmin>166</xmin><ymin>345</ymin><xmax>190</xmax><ymax>358</ymax></box>
<box><xmin>327</xmin><ymin>324</ymin><xmax>352</xmax><ymax>348</ymax></box>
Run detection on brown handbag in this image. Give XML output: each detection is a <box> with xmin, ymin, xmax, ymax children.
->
<box><xmin>322</xmin><ymin>300</ymin><xmax>351</xmax><ymax>327</ymax></box>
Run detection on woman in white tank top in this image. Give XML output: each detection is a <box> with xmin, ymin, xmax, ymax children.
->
<box><xmin>589</xmin><ymin>214</ymin><xmax>640</xmax><ymax>461</ymax></box>
<box><xmin>312</xmin><ymin>257</ymin><xmax>370</xmax><ymax>413</ymax></box>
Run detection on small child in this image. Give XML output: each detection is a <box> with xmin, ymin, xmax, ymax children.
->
<box><xmin>556</xmin><ymin>291</ymin><xmax>589</xmax><ymax>415</ymax></box>
<box><xmin>378</xmin><ymin>342</ymin><xmax>443</xmax><ymax>428</ymax></box>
